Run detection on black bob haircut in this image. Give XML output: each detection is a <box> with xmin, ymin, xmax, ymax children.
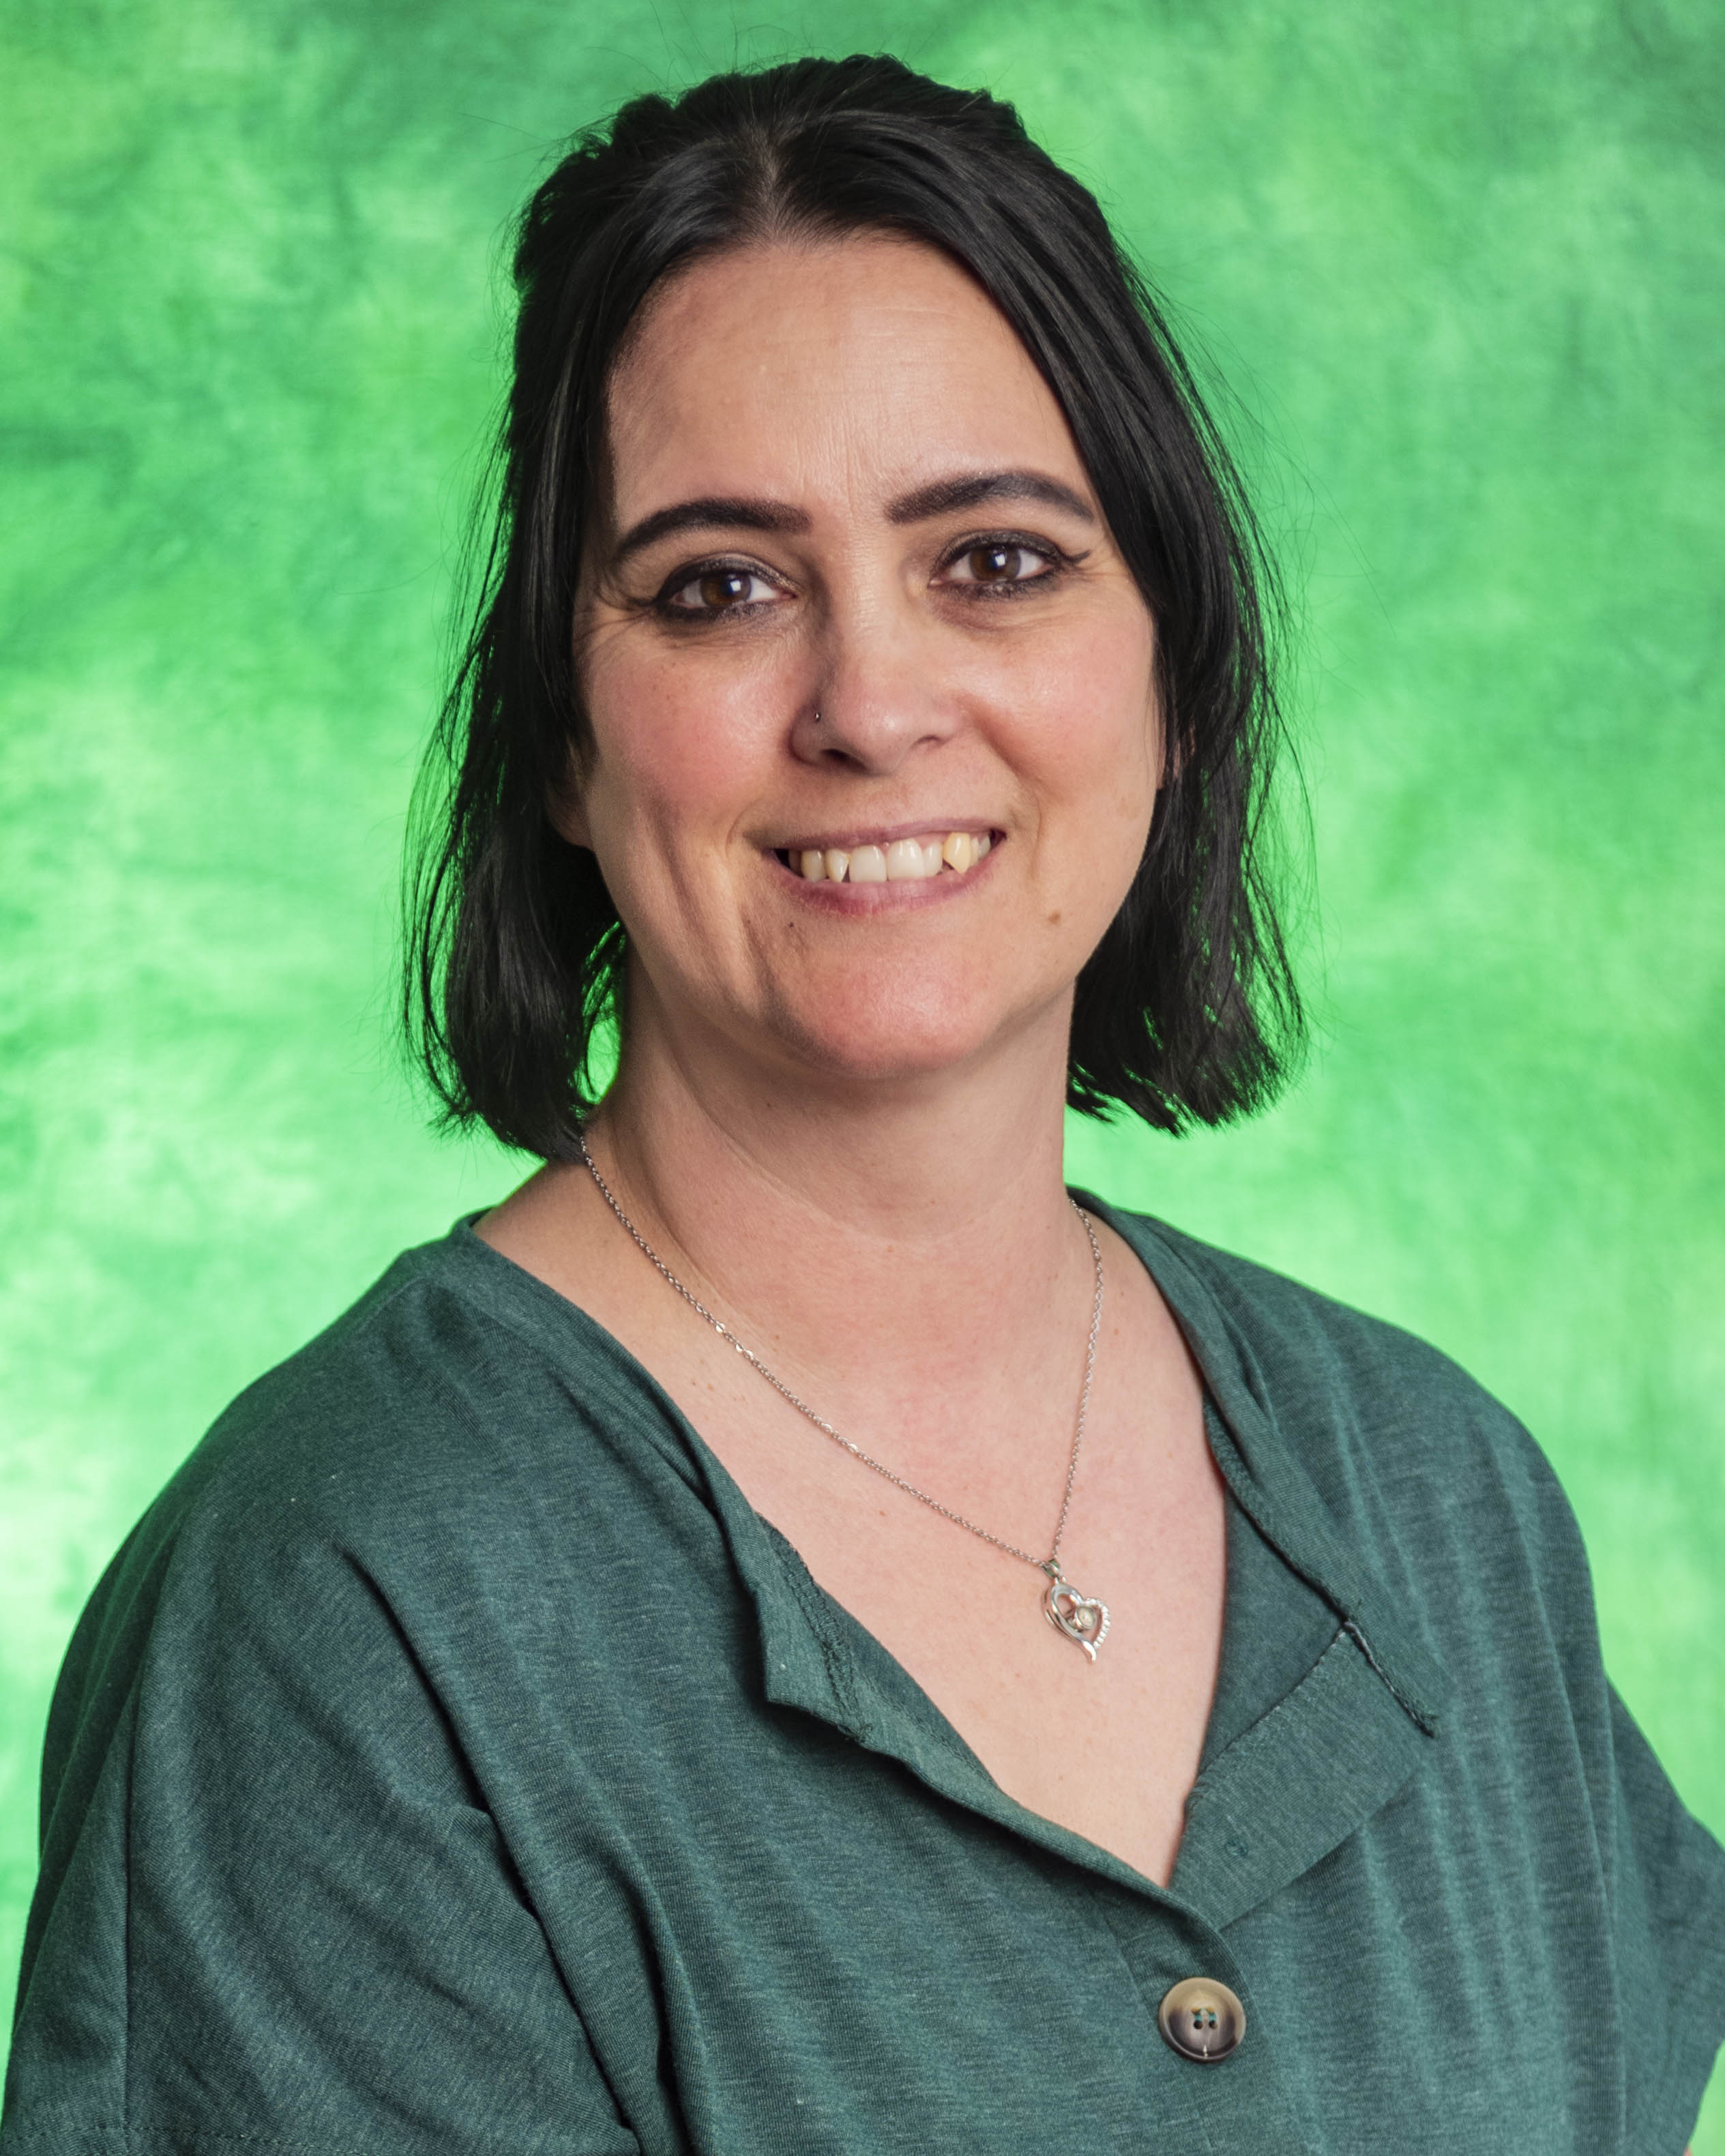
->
<box><xmin>406</xmin><ymin>53</ymin><xmax>1304</xmax><ymax>1157</ymax></box>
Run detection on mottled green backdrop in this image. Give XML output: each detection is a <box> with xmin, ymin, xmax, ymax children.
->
<box><xmin>3</xmin><ymin>0</ymin><xmax>1721</xmax><ymax>2133</ymax></box>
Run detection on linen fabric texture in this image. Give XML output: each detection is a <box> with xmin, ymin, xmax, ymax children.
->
<box><xmin>3</xmin><ymin>1202</ymin><xmax>1722</xmax><ymax>2155</ymax></box>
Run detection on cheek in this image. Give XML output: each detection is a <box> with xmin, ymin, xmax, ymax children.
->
<box><xmin>1016</xmin><ymin>604</ymin><xmax>1160</xmax><ymax>828</ymax></box>
<box><xmin>578</xmin><ymin>629</ymin><xmax>780</xmax><ymax>847</ymax></box>
<box><xmin>1007</xmin><ymin>607</ymin><xmax>1160</xmax><ymax>960</ymax></box>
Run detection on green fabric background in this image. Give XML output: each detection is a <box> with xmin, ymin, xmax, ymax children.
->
<box><xmin>2</xmin><ymin>0</ymin><xmax>1720</xmax><ymax>2136</ymax></box>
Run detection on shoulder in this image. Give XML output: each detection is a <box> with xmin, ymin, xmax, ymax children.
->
<box><xmin>42</xmin><ymin>1221</ymin><xmax>713</xmax><ymax>1840</ymax></box>
<box><xmin>1130</xmin><ymin>1207</ymin><xmax>1497</xmax><ymax>1421</ymax></box>
<box><xmin>62</xmin><ymin>1226</ymin><xmax>701</xmax><ymax>1719</ymax></box>
<box><xmin>153</xmin><ymin>1222</ymin><xmax>690</xmax><ymax>1544</ymax></box>
<box><xmin>144</xmin><ymin>1230</ymin><xmax>526</xmax><ymax>1546</ymax></box>
<box><xmin>1102</xmin><ymin>1197</ymin><xmax>1524</xmax><ymax>1443</ymax></box>
<box><xmin>1098</xmin><ymin>1201</ymin><xmax>1596</xmax><ymax>1636</ymax></box>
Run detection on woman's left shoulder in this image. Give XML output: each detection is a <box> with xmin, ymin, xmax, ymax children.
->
<box><xmin>1095</xmin><ymin>1200</ymin><xmax>1591</xmax><ymax>1591</ymax></box>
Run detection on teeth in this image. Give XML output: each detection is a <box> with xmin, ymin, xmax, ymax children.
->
<box><xmin>793</xmin><ymin>832</ymin><xmax>994</xmax><ymax>883</ymax></box>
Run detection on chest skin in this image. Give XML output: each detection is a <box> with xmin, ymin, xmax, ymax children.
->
<box><xmin>480</xmin><ymin>1198</ymin><xmax>1226</xmax><ymax>1889</ymax></box>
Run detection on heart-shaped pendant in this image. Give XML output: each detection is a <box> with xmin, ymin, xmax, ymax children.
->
<box><xmin>1042</xmin><ymin>1570</ymin><xmax>1110</xmax><ymax>1662</ymax></box>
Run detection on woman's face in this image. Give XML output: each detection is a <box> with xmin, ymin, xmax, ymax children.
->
<box><xmin>565</xmin><ymin>233</ymin><xmax>1162</xmax><ymax>1094</ymax></box>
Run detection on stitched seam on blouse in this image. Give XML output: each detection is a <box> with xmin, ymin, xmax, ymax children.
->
<box><xmin>772</xmin><ymin>1541</ymin><xmax>865</xmax><ymax>1736</ymax></box>
<box><xmin>1185</xmin><ymin>1626</ymin><xmax>1354</xmax><ymax>1803</ymax></box>
<box><xmin>1340</xmin><ymin>1615</ymin><xmax>1440</xmax><ymax>1733</ymax></box>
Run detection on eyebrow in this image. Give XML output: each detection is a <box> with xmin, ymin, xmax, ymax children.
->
<box><xmin>886</xmin><ymin>469</ymin><xmax>1097</xmax><ymax>527</ymax></box>
<box><xmin>610</xmin><ymin>497</ymin><xmax>811</xmax><ymax>565</ymax></box>
<box><xmin>607</xmin><ymin>469</ymin><xmax>1096</xmax><ymax>567</ymax></box>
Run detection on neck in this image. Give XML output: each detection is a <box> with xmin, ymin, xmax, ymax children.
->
<box><xmin>587</xmin><ymin>982</ymin><xmax>1089</xmax><ymax>1398</ymax></box>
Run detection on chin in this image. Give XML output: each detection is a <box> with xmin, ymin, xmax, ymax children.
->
<box><xmin>759</xmin><ymin>969</ymin><xmax>1049</xmax><ymax>1089</ymax></box>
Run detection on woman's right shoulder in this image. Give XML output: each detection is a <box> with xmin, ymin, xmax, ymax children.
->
<box><xmin>163</xmin><ymin>1226</ymin><xmax>542</xmax><ymax>1526</ymax></box>
<box><xmin>91</xmin><ymin>1220</ymin><xmax>694</xmax><ymax>1640</ymax></box>
<box><xmin>48</xmin><ymin>1221</ymin><xmax>703</xmax><ymax>1794</ymax></box>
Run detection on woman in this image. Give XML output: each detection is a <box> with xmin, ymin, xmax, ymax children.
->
<box><xmin>3</xmin><ymin>54</ymin><xmax>1720</xmax><ymax>2156</ymax></box>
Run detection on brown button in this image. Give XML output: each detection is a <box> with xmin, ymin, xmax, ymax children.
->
<box><xmin>1157</xmin><ymin>1977</ymin><xmax>1246</xmax><ymax>2063</ymax></box>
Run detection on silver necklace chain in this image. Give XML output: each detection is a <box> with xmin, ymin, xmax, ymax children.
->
<box><xmin>577</xmin><ymin>1127</ymin><xmax>1114</xmax><ymax>1659</ymax></box>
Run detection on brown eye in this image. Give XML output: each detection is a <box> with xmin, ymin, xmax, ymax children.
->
<box><xmin>663</xmin><ymin>565</ymin><xmax>780</xmax><ymax>614</ymax></box>
<box><xmin>940</xmin><ymin>538</ymin><xmax>1061</xmax><ymax>591</ymax></box>
<box><xmin>967</xmin><ymin>544</ymin><xmax>1024</xmax><ymax>582</ymax></box>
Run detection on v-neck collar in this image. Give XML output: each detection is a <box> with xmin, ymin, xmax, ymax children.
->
<box><xmin>1078</xmin><ymin>1198</ymin><xmax>1447</xmax><ymax>1736</ymax></box>
<box><xmin>443</xmin><ymin>1195</ymin><xmax>1449</xmax><ymax>1927</ymax></box>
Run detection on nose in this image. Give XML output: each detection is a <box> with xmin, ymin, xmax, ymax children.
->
<box><xmin>788</xmin><ymin>603</ymin><xmax>963</xmax><ymax>777</ymax></box>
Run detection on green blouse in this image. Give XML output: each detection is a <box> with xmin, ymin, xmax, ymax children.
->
<box><xmin>3</xmin><ymin>1200</ymin><xmax>1722</xmax><ymax>2154</ymax></box>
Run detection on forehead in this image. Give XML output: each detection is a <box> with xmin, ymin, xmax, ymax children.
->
<box><xmin>604</xmin><ymin>234</ymin><xmax>1088</xmax><ymax>519</ymax></box>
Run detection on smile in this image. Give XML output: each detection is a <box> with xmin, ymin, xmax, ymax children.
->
<box><xmin>773</xmin><ymin>829</ymin><xmax>997</xmax><ymax>884</ymax></box>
